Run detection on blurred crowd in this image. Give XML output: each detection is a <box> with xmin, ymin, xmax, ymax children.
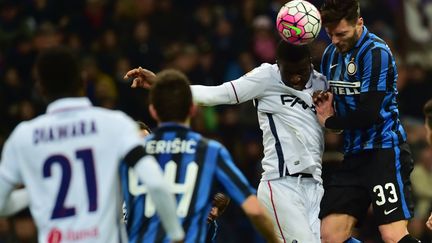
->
<box><xmin>0</xmin><ymin>0</ymin><xmax>431</xmax><ymax>242</ymax></box>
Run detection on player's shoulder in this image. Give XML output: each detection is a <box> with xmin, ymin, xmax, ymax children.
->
<box><xmin>360</xmin><ymin>31</ymin><xmax>393</xmax><ymax>56</ymax></box>
<box><xmin>243</xmin><ymin>63</ymin><xmax>276</xmax><ymax>79</ymax></box>
<box><xmin>8</xmin><ymin>114</ymin><xmax>48</xmax><ymax>140</ymax></box>
<box><xmin>91</xmin><ymin>107</ymin><xmax>135</xmax><ymax>125</ymax></box>
<box><xmin>310</xmin><ymin>69</ymin><xmax>328</xmax><ymax>90</ymax></box>
<box><xmin>323</xmin><ymin>44</ymin><xmax>337</xmax><ymax>56</ymax></box>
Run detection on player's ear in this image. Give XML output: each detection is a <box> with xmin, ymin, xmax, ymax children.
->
<box><xmin>149</xmin><ymin>104</ymin><xmax>159</xmax><ymax>121</ymax></box>
<box><xmin>357</xmin><ymin>17</ymin><xmax>363</xmax><ymax>28</ymax></box>
<box><xmin>189</xmin><ymin>104</ymin><xmax>197</xmax><ymax>118</ymax></box>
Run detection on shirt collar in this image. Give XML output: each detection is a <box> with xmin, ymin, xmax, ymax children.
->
<box><xmin>46</xmin><ymin>97</ymin><xmax>92</xmax><ymax>114</ymax></box>
<box><xmin>354</xmin><ymin>26</ymin><xmax>369</xmax><ymax>49</ymax></box>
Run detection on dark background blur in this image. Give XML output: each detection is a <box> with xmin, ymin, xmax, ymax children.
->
<box><xmin>0</xmin><ymin>0</ymin><xmax>431</xmax><ymax>242</ymax></box>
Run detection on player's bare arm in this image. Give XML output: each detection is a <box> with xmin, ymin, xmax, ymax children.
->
<box><xmin>124</xmin><ymin>66</ymin><xmax>156</xmax><ymax>89</ymax></box>
<box><xmin>314</xmin><ymin>92</ymin><xmax>335</xmax><ymax>127</ymax></box>
<box><xmin>241</xmin><ymin>196</ymin><xmax>279</xmax><ymax>243</ymax></box>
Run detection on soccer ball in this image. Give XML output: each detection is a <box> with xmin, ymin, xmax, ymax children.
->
<box><xmin>276</xmin><ymin>0</ymin><xmax>321</xmax><ymax>45</ymax></box>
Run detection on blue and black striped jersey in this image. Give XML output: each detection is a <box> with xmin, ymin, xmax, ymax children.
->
<box><xmin>120</xmin><ymin>123</ymin><xmax>255</xmax><ymax>243</ymax></box>
<box><xmin>321</xmin><ymin>26</ymin><xmax>407</xmax><ymax>154</ymax></box>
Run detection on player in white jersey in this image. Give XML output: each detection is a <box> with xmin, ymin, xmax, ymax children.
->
<box><xmin>125</xmin><ymin>41</ymin><xmax>327</xmax><ymax>243</ymax></box>
<box><xmin>0</xmin><ymin>47</ymin><xmax>184</xmax><ymax>243</ymax></box>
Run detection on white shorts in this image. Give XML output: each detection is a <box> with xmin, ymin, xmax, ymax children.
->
<box><xmin>257</xmin><ymin>175</ymin><xmax>324</xmax><ymax>243</ymax></box>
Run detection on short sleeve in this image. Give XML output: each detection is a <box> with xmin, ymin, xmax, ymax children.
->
<box><xmin>114</xmin><ymin>112</ymin><xmax>143</xmax><ymax>160</ymax></box>
<box><xmin>0</xmin><ymin>129</ymin><xmax>23</xmax><ymax>185</ymax></box>
<box><xmin>227</xmin><ymin>64</ymin><xmax>272</xmax><ymax>103</ymax></box>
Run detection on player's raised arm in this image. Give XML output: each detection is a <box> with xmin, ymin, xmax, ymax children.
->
<box><xmin>123</xmin><ymin>152</ymin><xmax>185</xmax><ymax>242</ymax></box>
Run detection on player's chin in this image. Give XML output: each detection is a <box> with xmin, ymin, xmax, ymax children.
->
<box><xmin>207</xmin><ymin>217</ymin><xmax>214</xmax><ymax>224</ymax></box>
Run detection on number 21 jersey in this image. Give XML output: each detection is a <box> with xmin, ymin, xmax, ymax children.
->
<box><xmin>0</xmin><ymin>98</ymin><xmax>144</xmax><ymax>243</ymax></box>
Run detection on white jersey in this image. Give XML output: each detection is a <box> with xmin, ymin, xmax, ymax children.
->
<box><xmin>192</xmin><ymin>63</ymin><xmax>327</xmax><ymax>182</ymax></box>
<box><xmin>0</xmin><ymin>97</ymin><xmax>143</xmax><ymax>243</ymax></box>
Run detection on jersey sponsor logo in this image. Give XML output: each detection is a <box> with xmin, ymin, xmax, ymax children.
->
<box><xmin>384</xmin><ymin>207</ymin><xmax>398</xmax><ymax>215</ymax></box>
<box><xmin>128</xmin><ymin>161</ymin><xmax>198</xmax><ymax>218</ymax></box>
<box><xmin>145</xmin><ymin>139</ymin><xmax>197</xmax><ymax>154</ymax></box>
<box><xmin>48</xmin><ymin>228</ymin><xmax>62</xmax><ymax>243</ymax></box>
<box><xmin>328</xmin><ymin>80</ymin><xmax>361</xmax><ymax>96</ymax></box>
<box><xmin>280</xmin><ymin>94</ymin><xmax>316</xmax><ymax>112</ymax></box>
<box><xmin>33</xmin><ymin>120</ymin><xmax>97</xmax><ymax>145</ymax></box>
<box><xmin>48</xmin><ymin>227</ymin><xmax>99</xmax><ymax>242</ymax></box>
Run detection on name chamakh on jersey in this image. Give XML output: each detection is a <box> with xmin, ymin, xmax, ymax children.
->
<box><xmin>191</xmin><ymin>63</ymin><xmax>327</xmax><ymax>183</ymax></box>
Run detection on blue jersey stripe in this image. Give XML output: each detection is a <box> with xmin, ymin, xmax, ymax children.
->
<box><xmin>393</xmin><ymin>146</ymin><xmax>411</xmax><ymax>218</ymax></box>
<box><xmin>266</xmin><ymin>113</ymin><xmax>285</xmax><ymax>177</ymax></box>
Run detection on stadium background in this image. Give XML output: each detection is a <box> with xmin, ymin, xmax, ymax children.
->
<box><xmin>0</xmin><ymin>0</ymin><xmax>431</xmax><ymax>242</ymax></box>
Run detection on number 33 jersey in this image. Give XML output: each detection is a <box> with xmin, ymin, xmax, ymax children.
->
<box><xmin>120</xmin><ymin>123</ymin><xmax>256</xmax><ymax>243</ymax></box>
<box><xmin>0</xmin><ymin>97</ymin><xmax>144</xmax><ymax>243</ymax></box>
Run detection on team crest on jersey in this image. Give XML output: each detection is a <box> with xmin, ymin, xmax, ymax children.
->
<box><xmin>347</xmin><ymin>58</ymin><xmax>357</xmax><ymax>76</ymax></box>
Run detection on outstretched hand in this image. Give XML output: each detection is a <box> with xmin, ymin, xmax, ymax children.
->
<box><xmin>124</xmin><ymin>67</ymin><xmax>156</xmax><ymax>89</ymax></box>
<box><xmin>313</xmin><ymin>91</ymin><xmax>335</xmax><ymax>127</ymax></box>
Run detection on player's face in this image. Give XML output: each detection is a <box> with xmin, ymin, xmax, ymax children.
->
<box><xmin>207</xmin><ymin>193</ymin><xmax>230</xmax><ymax>223</ymax></box>
<box><xmin>278</xmin><ymin>58</ymin><xmax>312</xmax><ymax>90</ymax></box>
<box><xmin>325</xmin><ymin>18</ymin><xmax>363</xmax><ymax>53</ymax></box>
<box><xmin>140</xmin><ymin>129</ymin><xmax>150</xmax><ymax>137</ymax></box>
<box><xmin>207</xmin><ymin>206</ymin><xmax>220</xmax><ymax>223</ymax></box>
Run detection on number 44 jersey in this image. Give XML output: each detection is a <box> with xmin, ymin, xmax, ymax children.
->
<box><xmin>0</xmin><ymin>97</ymin><xmax>146</xmax><ymax>243</ymax></box>
<box><xmin>120</xmin><ymin>123</ymin><xmax>256</xmax><ymax>243</ymax></box>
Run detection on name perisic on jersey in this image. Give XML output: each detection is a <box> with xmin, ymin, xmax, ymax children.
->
<box><xmin>328</xmin><ymin>80</ymin><xmax>361</xmax><ymax>95</ymax></box>
<box><xmin>145</xmin><ymin>138</ymin><xmax>197</xmax><ymax>154</ymax></box>
<box><xmin>33</xmin><ymin>120</ymin><xmax>97</xmax><ymax>145</ymax></box>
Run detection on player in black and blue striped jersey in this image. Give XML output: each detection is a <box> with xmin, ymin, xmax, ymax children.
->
<box><xmin>423</xmin><ymin>99</ymin><xmax>432</xmax><ymax>231</ymax></box>
<box><xmin>120</xmin><ymin>69</ymin><xmax>278</xmax><ymax>243</ymax></box>
<box><xmin>313</xmin><ymin>0</ymin><xmax>419</xmax><ymax>243</ymax></box>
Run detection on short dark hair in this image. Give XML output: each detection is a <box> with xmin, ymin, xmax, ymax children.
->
<box><xmin>320</xmin><ymin>0</ymin><xmax>360</xmax><ymax>26</ymax></box>
<box><xmin>35</xmin><ymin>46</ymin><xmax>82</xmax><ymax>100</ymax></box>
<box><xmin>424</xmin><ymin>99</ymin><xmax>432</xmax><ymax>129</ymax></box>
<box><xmin>136</xmin><ymin>121</ymin><xmax>152</xmax><ymax>133</ymax></box>
<box><xmin>276</xmin><ymin>40</ymin><xmax>311</xmax><ymax>63</ymax></box>
<box><xmin>149</xmin><ymin>69</ymin><xmax>192</xmax><ymax>122</ymax></box>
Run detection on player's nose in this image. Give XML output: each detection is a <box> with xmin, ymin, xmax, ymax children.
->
<box><xmin>331</xmin><ymin>36</ymin><xmax>340</xmax><ymax>45</ymax></box>
<box><xmin>289</xmin><ymin>75</ymin><xmax>301</xmax><ymax>83</ymax></box>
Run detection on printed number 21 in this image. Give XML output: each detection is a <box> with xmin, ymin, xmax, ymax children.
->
<box><xmin>43</xmin><ymin>149</ymin><xmax>98</xmax><ymax>219</ymax></box>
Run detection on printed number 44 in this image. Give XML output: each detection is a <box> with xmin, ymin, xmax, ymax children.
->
<box><xmin>128</xmin><ymin>160</ymin><xmax>198</xmax><ymax>218</ymax></box>
<box><xmin>43</xmin><ymin>148</ymin><xmax>98</xmax><ymax>219</ymax></box>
